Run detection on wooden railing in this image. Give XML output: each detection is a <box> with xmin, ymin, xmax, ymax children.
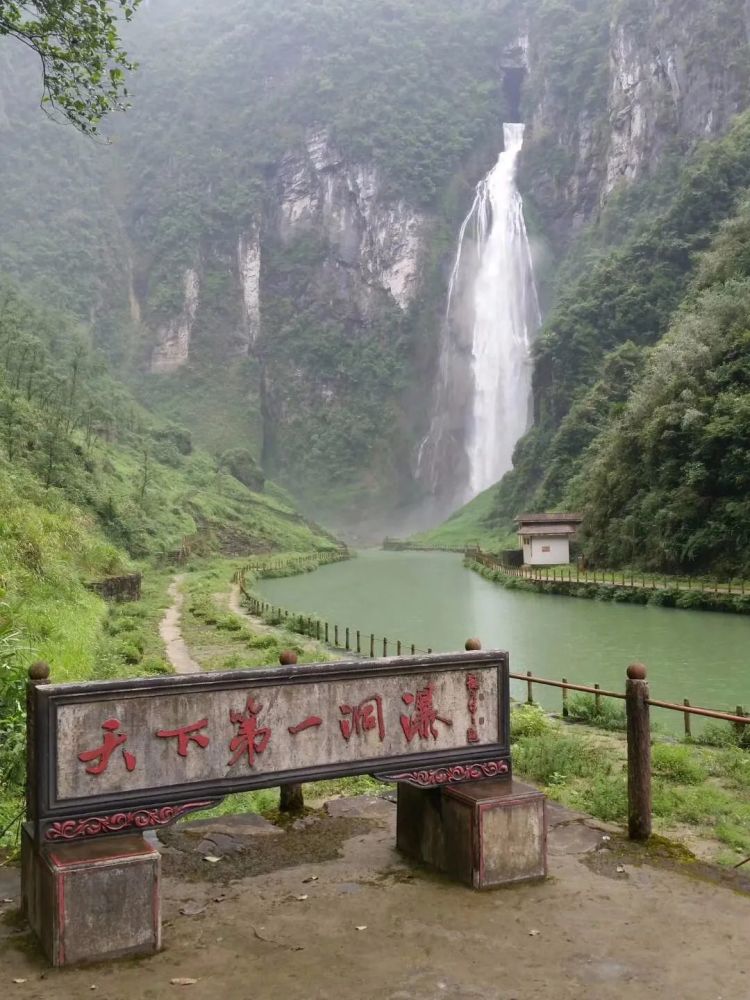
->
<box><xmin>469</xmin><ymin>549</ymin><xmax>749</xmax><ymax>596</ymax></box>
<box><xmin>382</xmin><ymin>538</ymin><xmax>470</xmax><ymax>553</ymax></box>
<box><xmin>234</xmin><ymin>548</ymin><xmax>350</xmax><ymax>581</ymax></box>
<box><xmin>240</xmin><ymin>591</ymin><xmax>433</xmax><ymax>658</ymax></box>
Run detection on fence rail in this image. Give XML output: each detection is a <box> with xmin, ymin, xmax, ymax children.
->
<box><xmin>382</xmin><ymin>539</ymin><xmax>469</xmax><ymax>553</ymax></box>
<box><xmin>235</xmin><ymin>549</ymin><xmax>350</xmax><ymax>580</ymax></box>
<box><xmin>240</xmin><ymin>592</ymin><xmax>434</xmax><ymax>658</ymax></box>
<box><xmin>469</xmin><ymin>549</ymin><xmax>748</xmax><ymax>596</ymax></box>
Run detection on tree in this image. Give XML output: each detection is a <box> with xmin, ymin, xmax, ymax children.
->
<box><xmin>0</xmin><ymin>1</ymin><xmax>141</xmax><ymax>134</ymax></box>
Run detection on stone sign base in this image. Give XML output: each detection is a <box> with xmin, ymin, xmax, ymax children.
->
<box><xmin>22</xmin><ymin>828</ymin><xmax>160</xmax><ymax>966</ymax></box>
<box><xmin>397</xmin><ymin>778</ymin><xmax>547</xmax><ymax>889</ymax></box>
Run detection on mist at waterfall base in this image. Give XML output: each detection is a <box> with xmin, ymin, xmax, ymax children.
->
<box><xmin>414</xmin><ymin>123</ymin><xmax>541</xmax><ymax>528</ymax></box>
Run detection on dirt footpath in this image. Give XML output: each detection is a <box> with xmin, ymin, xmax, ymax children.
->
<box><xmin>2</xmin><ymin>796</ymin><xmax>749</xmax><ymax>1000</ymax></box>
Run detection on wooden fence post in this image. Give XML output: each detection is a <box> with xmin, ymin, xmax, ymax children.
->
<box><xmin>345</xmin><ymin>627</ymin><xmax>350</xmax><ymax>651</ymax></box>
<box><xmin>683</xmin><ymin>699</ymin><xmax>691</xmax><ymax>738</ymax></box>
<box><xmin>594</xmin><ymin>683</ymin><xmax>601</xmax><ymax>715</ymax></box>
<box><xmin>734</xmin><ymin>706</ymin><xmax>745</xmax><ymax>741</ymax></box>
<box><xmin>356</xmin><ymin>630</ymin><xmax>361</xmax><ymax>654</ymax></box>
<box><xmin>562</xmin><ymin>678</ymin><xmax>569</xmax><ymax>717</ymax></box>
<box><xmin>325</xmin><ymin>622</ymin><xmax>329</xmax><ymax>643</ymax></box>
<box><xmin>370</xmin><ymin>634</ymin><xmax>375</xmax><ymax>657</ymax></box>
<box><xmin>626</xmin><ymin>663</ymin><xmax>651</xmax><ymax>841</ymax></box>
<box><xmin>334</xmin><ymin>625</ymin><xmax>339</xmax><ymax>647</ymax></box>
<box><xmin>526</xmin><ymin>670</ymin><xmax>533</xmax><ymax>704</ymax></box>
<box><xmin>383</xmin><ymin>637</ymin><xmax>388</xmax><ymax>657</ymax></box>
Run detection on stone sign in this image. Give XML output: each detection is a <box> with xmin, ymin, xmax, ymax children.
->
<box><xmin>29</xmin><ymin>651</ymin><xmax>510</xmax><ymax>844</ymax></box>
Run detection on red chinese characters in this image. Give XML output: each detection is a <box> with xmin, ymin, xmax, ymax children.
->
<box><xmin>288</xmin><ymin>716</ymin><xmax>323</xmax><ymax>735</ymax></box>
<box><xmin>466</xmin><ymin>674</ymin><xmax>480</xmax><ymax>744</ymax></box>
<box><xmin>78</xmin><ymin>719</ymin><xmax>137</xmax><ymax>775</ymax></box>
<box><xmin>228</xmin><ymin>697</ymin><xmax>271</xmax><ymax>768</ymax></box>
<box><xmin>339</xmin><ymin>695</ymin><xmax>385</xmax><ymax>742</ymax></box>
<box><xmin>400</xmin><ymin>683</ymin><xmax>452</xmax><ymax>742</ymax></box>
<box><xmin>156</xmin><ymin>719</ymin><xmax>209</xmax><ymax>757</ymax></box>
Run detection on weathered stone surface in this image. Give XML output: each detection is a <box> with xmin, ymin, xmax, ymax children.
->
<box><xmin>548</xmin><ymin>822</ymin><xmax>603</xmax><ymax>857</ymax></box>
<box><xmin>54</xmin><ymin>665</ymin><xmax>501</xmax><ymax>801</ymax></box>
<box><xmin>324</xmin><ymin>795</ymin><xmax>395</xmax><ymax>821</ymax></box>
<box><xmin>178</xmin><ymin>813</ymin><xmax>283</xmax><ymax>839</ymax></box>
<box><xmin>398</xmin><ymin>778</ymin><xmax>547</xmax><ymax>889</ymax></box>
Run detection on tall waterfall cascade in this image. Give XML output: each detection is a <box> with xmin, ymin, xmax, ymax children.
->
<box><xmin>417</xmin><ymin>123</ymin><xmax>540</xmax><ymax>508</ymax></box>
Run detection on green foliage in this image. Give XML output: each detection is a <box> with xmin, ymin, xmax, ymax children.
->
<box><xmin>510</xmin><ymin>703</ymin><xmax>552</xmax><ymax>739</ymax></box>
<box><xmin>567</xmin><ymin>693</ymin><xmax>627</xmax><ymax>731</ymax></box>
<box><xmin>0</xmin><ymin>0</ymin><xmax>140</xmax><ymax>133</ymax></box>
<box><xmin>513</xmin><ymin>731</ymin><xmax>613</xmax><ymax>785</ymax></box>
<box><xmin>651</xmin><ymin>744</ymin><xmax>708</xmax><ymax>784</ymax></box>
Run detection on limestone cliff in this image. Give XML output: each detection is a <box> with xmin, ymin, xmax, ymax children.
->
<box><xmin>522</xmin><ymin>0</ymin><xmax>750</xmax><ymax>249</ymax></box>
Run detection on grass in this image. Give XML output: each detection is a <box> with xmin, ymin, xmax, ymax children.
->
<box><xmin>512</xmin><ymin>710</ymin><xmax>750</xmax><ymax>862</ymax></box>
<box><xmin>178</xmin><ymin>558</ymin><xmax>336</xmax><ymax>672</ymax></box>
<box><xmin>467</xmin><ymin>558</ymin><xmax>750</xmax><ymax>616</ymax></box>
<box><xmin>409</xmin><ymin>485</ymin><xmax>515</xmax><ymax>552</ymax></box>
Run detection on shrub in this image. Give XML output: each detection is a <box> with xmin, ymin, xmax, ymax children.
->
<box><xmin>652</xmin><ymin>781</ymin><xmax>734</xmax><ymax>825</ymax></box>
<box><xmin>651</xmin><ymin>743</ymin><xmax>707</xmax><ymax>784</ymax></box>
<box><xmin>675</xmin><ymin>591</ymin><xmax>706</xmax><ymax>610</ymax></box>
<box><xmin>710</xmin><ymin>747</ymin><xmax>750</xmax><ymax>787</ymax></box>
<box><xmin>116</xmin><ymin>641</ymin><xmax>142</xmax><ymax>664</ymax></box>
<box><xmin>216</xmin><ymin>615</ymin><xmax>243</xmax><ymax>633</ymax></box>
<box><xmin>693</xmin><ymin>721</ymin><xmax>741</xmax><ymax>748</ymax></box>
<box><xmin>567</xmin><ymin>693</ymin><xmax>627</xmax><ymax>731</ymax></box>
<box><xmin>513</xmin><ymin>732</ymin><xmax>613</xmax><ymax>785</ymax></box>
<box><xmin>510</xmin><ymin>704</ymin><xmax>551</xmax><ymax>739</ymax></box>
<box><xmin>578</xmin><ymin>775</ymin><xmax>628</xmax><ymax>823</ymax></box>
<box><xmin>142</xmin><ymin>657</ymin><xmax>172</xmax><ymax>675</ymax></box>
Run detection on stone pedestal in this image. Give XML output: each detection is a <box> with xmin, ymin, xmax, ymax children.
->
<box><xmin>397</xmin><ymin>778</ymin><xmax>547</xmax><ymax>889</ymax></box>
<box><xmin>22</xmin><ymin>827</ymin><xmax>160</xmax><ymax>966</ymax></box>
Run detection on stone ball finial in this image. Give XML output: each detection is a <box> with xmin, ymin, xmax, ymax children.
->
<box><xmin>465</xmin><ymin>638</ymin><xmax>482</xmax><ymax>651</ymax></box>
<box><xmin>279</xmin><ymin>650</ymin><xmax>298</xmax><ymax>666</ymax></box>
<box><xmin>627</xmin><ymin>662</ymin><xmax>647</xmax><ymax>680</ymax></box>
<box><xmin>28</xmin><ymin>661</ymin><xmax>51</xmax><ymax>682</ymax></box>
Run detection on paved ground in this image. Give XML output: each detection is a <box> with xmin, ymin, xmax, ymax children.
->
<box><xmin>2</xmin><ymin>796</ymin><xmax>750</xmax><ymax>999</ymax></box>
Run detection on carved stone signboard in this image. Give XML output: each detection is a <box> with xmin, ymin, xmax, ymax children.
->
<box><xmin>29</xmin><ymin>651</ymin><xmax>510</xmax><ymax>844</ymax></box>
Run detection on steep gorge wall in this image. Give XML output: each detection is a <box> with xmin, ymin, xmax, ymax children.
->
<box><xmin>2</xmin><ymin>0</ymin><xmax>749</xmax><ymax>536</ymax></box>
<box><xmin>522</xmin><ymin>0</ymin><xmax>750</xmax><ymax>253</ymax></box>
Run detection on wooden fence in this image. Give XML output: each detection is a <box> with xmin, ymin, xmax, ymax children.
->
<box><xmin>470</xmin><ymin>549</ymin><xmax>749</xmax><ymax>596</ymax></box>
<box><xmin>382</xmin><ymin>539</ymin><xmax>469</xmax><ymax>553</ymax></box>
<box><xmin>240</xmin><ymin>590</ymin><xmax>434</xmax><ymax>659</ymax></box>
<box><xmin>235</xmin><ymin>548</ymin><xmax>350</xmax><ymax>579</ymax></box>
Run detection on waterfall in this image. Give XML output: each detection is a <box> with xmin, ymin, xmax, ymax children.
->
<box><xmin>466</xmin><ymin>122</ymin><xmax>540</xmax><ymax>495</ymax></box>
<box><xmin>417</xmin><ymin>122</ymin><xmax>540</xmax><ymax>507</ymax></box>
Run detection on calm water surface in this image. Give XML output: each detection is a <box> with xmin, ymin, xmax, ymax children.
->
<box><xmin>260</xmin><ymin>550</ymin><xmax>750</xmax><ymax>727</ymax></box>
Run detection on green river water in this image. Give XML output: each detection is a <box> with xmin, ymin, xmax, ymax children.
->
<box><xmin>259</xmin><ymin>549</ymin><xmax>750</xmax><ymax>731</ymax></box>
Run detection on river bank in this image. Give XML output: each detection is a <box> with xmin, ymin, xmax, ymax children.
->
<box><xmin>466</xmin><ymin>555</ymin><xmax>750</xmax><ymax>616</ymax></box>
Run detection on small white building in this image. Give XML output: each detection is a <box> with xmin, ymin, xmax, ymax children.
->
<box><xmin>516</xmin><ymin>513</ymin><xmax>583</xmax><ymax>567</ymax></box>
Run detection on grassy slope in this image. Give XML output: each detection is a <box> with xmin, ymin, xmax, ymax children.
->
<box><xmin>411</xmin><ymin>486</ymin><xmax>516</xmax><ymax>551</ymax></box>
<box><xmin>512</xmin><ymin>703</ymin><xmax>750</xmax><ymax>865</ymax></box>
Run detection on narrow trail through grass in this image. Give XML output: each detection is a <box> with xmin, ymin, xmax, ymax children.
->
<box><xmin>159</xmin><ymin>574</ymin><xmax>202</xmax><ymax>674</ymax></box>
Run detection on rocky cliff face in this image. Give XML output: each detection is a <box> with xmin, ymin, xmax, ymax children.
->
<box><xmin>522</xmin><ymin>0</ymin><xmax>750</xmax><ymax>249</ymax></box>
<box><xmin>274</xmin><ymin>130</ymin><xmax>425</xmax><ymax>311</ymax></box>
<box><xmin>148</xmin><ymin>130</ymin><xmax>426</xmax><ymax>375</ymax></box>
<box><xmin>604</xmin><ymin>1</ymin><xmax>750</xmax><ymax>195</ymax></box>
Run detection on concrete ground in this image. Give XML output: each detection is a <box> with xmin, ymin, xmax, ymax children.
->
<box><xmin>2</xmin><ymin>796</ymin><xmax>749</xmax><ymax>1000</ymax></box>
